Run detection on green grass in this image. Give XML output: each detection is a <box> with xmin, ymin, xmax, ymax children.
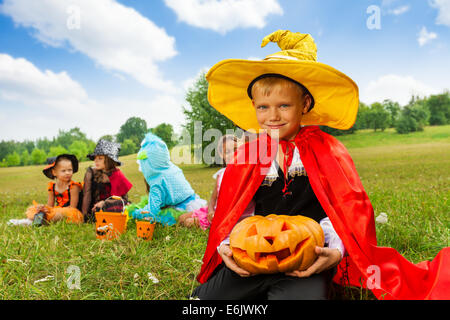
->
<box><xmin>337</xmin><ymin>124</ymin><xmax>450</xmax><ymax>148</ymax></box>
<box><xmin>0</xmin><ymin>126</ymin><xmax>449</xmax><ymax>299</ymax></box>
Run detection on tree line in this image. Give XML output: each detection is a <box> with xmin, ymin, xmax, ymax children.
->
<box><xmin>0</xmin><ymin>118</ymin><xmax>175</xmax><ymax>168</ymax></box>
<box><xmin>182</xmin><ymin>74</ymin><xmax>450</xmax><ymax>162</ymax></box>
<box><xmin>321</xmin><ymin>92</ymin><xmax>450</xmax><ymax>136</ymax></box>
<box><xmin>2</xmin><ymin>73</ymin><xmax>449</xmax><ymax>168</ymax></box>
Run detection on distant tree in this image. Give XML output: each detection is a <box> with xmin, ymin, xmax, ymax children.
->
<box><xmin>368</xmin><ymin>102</ymin><xmax>390</xmax><ymax>132</ymax></box>
<box><xmin>354</xmin><ymin>102</ymin><xmax>371</xmax><ymax>130</ymax></box>
<box><xmin>31</xmin><ymin>148</ymin><xmax>47</xmax><ymax>165</ymax></box>
<box><xmin>23</xmin><ymin>140</ymin><xmax>35</xmax><ymax>154</ymax></box>
<box><xmin>48</xmin><ymin>145</ymin><xmax>69</xmax><ymax>157</ymax></box>
<box><xmin>382</xmin><ymin>99</ymin><xmax>401</xmax><ymax>127</ymax></box>
<box><xmin>183</xmin><ymin>73</ymin><xmax>236</xmax><ymax>163</ymax></box>
<box><xmin>0</xmin><ymin>140</ymin><xmax>16</xmax><ymax>161</ymax></box>
<box><xmin>395</xmin><ymin>103</ymin><xmax>430</xmax><ymax>134</ymax></box>
<box><xmin>117</xmin><ymin>117</ymin><xmax>148</xmax><ymax>146</ymax></box>
<box><xmin>69</xmin><ymin>141</ymin><xmax>89</xmax><ymax>162</ymax></box>
<box><xmin>36</xmin><ymin>137</ymin><xmax>53</xmax><ymax>153</ymax></box>
<box><xmin>120</xmin><ymin>139</ymin><xmax>138</xmax><ymax>156</ymax></box>
<box><xmin>55</xmin><ymin>128</ymin><xmax>90</xmax><ymax>150</ymax></box>
<box><xmin>6</xmin><ymin>152</ymin><xmax>20</xmax><ymax>167</ymax></box>
<box><xmin>87</xmin><ymin>140</ymin><xmax>96</xmax><ymax>155</ymax></box>
<box><xmin>426</xmin><ymin>92</ymin><xmax>450</xmax><ymax>125</ymax></box>
<box><xmin>21</xmin><ymin>150</ymin><xmax>30</xmax><ymax>166</ymax></box>
<box><xmin>99</xmin><ymin>135</ymin><xmax>116</xmax><ymax>143</ymax></box>
<box><xmin>151</xmin><ymin>123</ymin><xmax>176</xmax><ymax>149</ymax></box>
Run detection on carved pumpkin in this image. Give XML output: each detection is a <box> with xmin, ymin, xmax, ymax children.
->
<box><xmin>230</xmin><ymin>214</ymin><xmax>324</xmax><ymax>274</ymax></box>
<box><xmin>136</xmin><ymin>220</ymin><xmax>156</xmax><ymax>241</ymax></box>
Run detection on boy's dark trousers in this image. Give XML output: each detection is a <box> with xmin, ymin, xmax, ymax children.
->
<box><xmin>192</xmin><ymin>264</ymin><xmax>336</xmax><ymax>300</ymax></box>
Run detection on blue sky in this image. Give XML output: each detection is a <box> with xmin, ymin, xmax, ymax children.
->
<box><xmin>0</xmin><ymin>0</ymin><xmax>449</xmax><ymax>141</ymax></box>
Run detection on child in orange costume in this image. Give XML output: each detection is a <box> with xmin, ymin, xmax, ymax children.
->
<box><xmin>26</xmin><ymin>154</ymin><xmax>83</xmax><ymax>224</ymax></box>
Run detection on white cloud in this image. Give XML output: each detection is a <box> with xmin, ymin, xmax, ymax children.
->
<box><xmin>417</xmin><ymin>26</ymin><xmax>438</xmax><ymax>46</ymax></box>
<box><xmin>388</xmin><ymin>5</ymin><xmax>410</xmax><ymax>15</ymax></box>
<box><xmin>361</xmin><ymin>74</ymin><xmax>439</xmax><ymax>106</ymax></box>
<box><xmin>0</xmin><ymin>53</ymin><xmax>89</xmax><ymax>112</ymax></box>
<box><xmin>164</xmin><ymin>0</ymin><xmax>283</xmax><ymax>34</ymax></box>
<box><xmin>0</xmin><ymin>0</ymin><xmax>177</xmax><ymax>92</ymax></box>
<box><xmin>0</xmin><ymin>54</ymin><xmax>186</xmax><ymax>141</ymax></box>
<box><xmin>430</xmin><ymin>0</ymin><xmax>450</xmax><ymax>27</ymax></box>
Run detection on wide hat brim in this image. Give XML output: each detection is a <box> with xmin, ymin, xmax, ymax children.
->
<box><xmin>87</xmin><ymin>152</ymin><xmax>122</xmax><ymax>166</ymax></box>
<box><xmin>206</xmin><ymin>59</ymin><xmax>359</xmax><ymax>131</ymax></box>
<box><xmin>43</xmin><ymin>154</ymin><xmax>79</xmax><ymax>179</ymax></box>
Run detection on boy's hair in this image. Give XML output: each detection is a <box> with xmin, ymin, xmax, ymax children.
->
<box><xmin>250</xmin><ymin>76</ymin><xmax>314</xmax><ymax>112</ymax></box>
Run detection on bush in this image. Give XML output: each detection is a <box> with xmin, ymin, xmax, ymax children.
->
<box><xmin>395</xmin><ymin>116</ymin><xmax>418</xmax><ymax>134</ymax></box>
<box><xmin>120</xmin><ymin>139</ymin><xmax>138</xmax><ymax>156</ymax></box>
<box><xmin>21</xmin><ymin>150</ymin><xmax>30</xmax><ymax>166</ymax></box>
<box><xmin>69</xmin><ymin>141</ymin><xmax>88</xmax><ymax>162</ymax></box>
<box><xmin>395</xmin><ymin>103</ymin><xmax>429</xmax><ymax>134</ymax></box>
<box><xmin>426</xmin><ymin>92</ymin><xmax>450</xmax><ymax>125</ymax></box>
<box><xmin>31</xmin><ymin>148</ymin><xmax>47</xmax><ymax>165</ymax></box>
<box><xmin>6</xmin><ymin>152</ymin><xmax>20</xmax><ymax>167</ymax></box>
<box><xmin>48</xmin><ymin>145</ymin><xmax>69</xmax><ymax>158</ymax></box>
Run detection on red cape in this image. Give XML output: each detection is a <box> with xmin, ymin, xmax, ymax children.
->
<box><xmin>197</xmin><ymin>126</ymin><xmax>450</xmax><ymax>300</ymax></box>
<box><xmin>109</xmin><ymin>169</ymin><xmax>133</xmax><ymax>197</ymax></box>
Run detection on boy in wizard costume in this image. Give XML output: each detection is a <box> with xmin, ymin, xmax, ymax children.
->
<box><xmin>194</xmin><ymin>30</ymin><xmax>449</xmax><ymax>300</ymax></box>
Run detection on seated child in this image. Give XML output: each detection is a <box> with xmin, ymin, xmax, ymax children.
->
<box><xmin>22</xmin><ymin>154</ymin><xmax>83</xmax><ymax>225</ymax></box>
<box><xmin>130</xmin><ymin>132</ymin><xmax>206</xmax><ymax>226</ymax></box>
<box><xmin>179</xmin><ymin>134</ymin><xmax>246</xmax><ymax>230</ymax></box>
<box><xmin>193</xmin><ymin>30</ymin><xmax>449</xmax><ymax>300</ymax></box>
<box><xmin>82</xmin><ymin>139</ymin><xmax>133</xmax><ymax>222</ymax></box>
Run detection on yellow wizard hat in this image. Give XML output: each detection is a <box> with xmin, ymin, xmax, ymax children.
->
<box><xmin>206</xmin><ymin>30</ymin><xmax>359</xmax><ymax>131</ymax></box>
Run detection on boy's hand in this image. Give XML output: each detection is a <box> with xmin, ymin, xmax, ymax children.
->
<box><xmin>218</xmin><ymin>244</ymin><xmax>251</xmax><ymax>277</ymax></box>
<box><xmin>285</xmin><ymin>246</ymin><xmax>342</xmax><ymax>278</ymax></box>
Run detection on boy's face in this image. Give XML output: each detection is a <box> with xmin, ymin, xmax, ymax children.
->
<box><xmin>51</xmin><ymin>159</ymin><xmax>73</xmax><ymax>182</ymax></box>
<box><xmin>252</xmin><ymin>84</ymin><xmax>311</xmax><ymax>141</ymax></box>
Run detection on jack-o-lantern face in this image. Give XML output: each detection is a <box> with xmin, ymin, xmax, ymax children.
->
<box><xmin>136</xmin><ymin>220</ymin><xmax>155</xmax><ymax>241</ymax></box>
<box><xmin>230</xmin><ymin>214</ymin><xmax>324</xmax><ymax>274</ymax></box>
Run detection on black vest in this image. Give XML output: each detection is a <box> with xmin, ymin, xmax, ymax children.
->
<box><xmin>254</xmin><ymin>165</ymin><xmax>327</xmax><ymax>223</ymax></box>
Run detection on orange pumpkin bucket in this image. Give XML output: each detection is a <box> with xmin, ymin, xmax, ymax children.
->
<box><xmin>95</xmin><ymin>196</ymin><xmax>128</xmax><ymax>240</ymax></box>
<box><xmin>136</xmin><ymin>216</ymin><xmax>156</xmax><ymax>241</ymax></box>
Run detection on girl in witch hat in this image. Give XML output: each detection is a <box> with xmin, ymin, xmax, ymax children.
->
<box><xmin>193</xmin><ymin>30</ymin><xmax>449</xmax><ymax>300</ymax></box>
<box><xmin>42</xmin><ymin>154</ymin><xmax>82</xmax><ymax>209</ymax></box>
<box><xmin>8</xmin><ymin>154</ymin><xmax>84</xmax><ymax>226</ymax></box>
<box><xmin>81</xmin><ymin>139</ymin><xmax>133</xmax><ymax>223</ymax></box>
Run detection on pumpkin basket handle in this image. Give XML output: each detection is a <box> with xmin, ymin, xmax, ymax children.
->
<box><xmin>103</xmin><ymin>196</ymin><xmax>126</xmax><ymax>214</ymax></box>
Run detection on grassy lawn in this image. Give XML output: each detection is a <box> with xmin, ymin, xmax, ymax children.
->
<box><xmin>0</xmin><ymin>125</ymin><xmax>449</xmax><ymax>299</ymax></box>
